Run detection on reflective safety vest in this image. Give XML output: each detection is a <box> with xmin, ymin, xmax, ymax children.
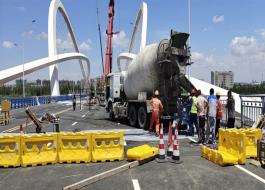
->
<box><xmin>151</xmin><ymin>97</ymin><xmax>163</xmax><ymax>112</ymax></box>
<box><xmin>190</xmin><ymin>96</ymin><xmax>197</xmax><ymax>114</ymax></box>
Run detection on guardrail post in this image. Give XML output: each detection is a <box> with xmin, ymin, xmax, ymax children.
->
<box><xmin>240</xmin><ymin>96</ymin><xmax>243</xmax><ymax>128</ymax></box>
<box><xmin>262</xmin><ymin>96</ymin><xmax>265</xmax><ymax>115</ymax></box>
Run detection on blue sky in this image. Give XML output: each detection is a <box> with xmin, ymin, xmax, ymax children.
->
<box><xmin>1</xmin><ymin>0</ymin><xmax>265</xmax><ymax>83</ymax></box>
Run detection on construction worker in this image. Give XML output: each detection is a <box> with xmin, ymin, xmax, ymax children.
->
<box><xmin>197</xmin><ymin>90</ymin><xmax>208</xmax><ymax>144</ymax></box>
<box><xmin>184</xmin><ymin>93</ymin><xmax>192</xmax><ymax>136</ymax></box>
<box><xmin>72</xmin><ymin>94</ymin><xmax>76</xmax><ymax>111</ymax></box>
<box><xmin>149</xmin><ymin>90</ymin><xmax>163</xmax><ymax>136</ymax></box>
<box><xmin>206</xmin><ymin>88</ymin><xmax>217</xmax><ymax>144</ymax></box>
<box><xmin>216</xmin><ymin>91</ymin><xmax>223</xmax><ymax>138</ymax></box>
<box><xmin>226</xmin><ymin>90</ymin><xmax>235</xmax><ymax>128</ymax></box>
<box><xmin>188</xmin><ymin>89</ymin><xmax>199</xmax><ymax>137</ymax></box>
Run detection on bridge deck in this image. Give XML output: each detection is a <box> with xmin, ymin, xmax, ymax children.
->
<box><xmin>0</xmin><ymin>103</ymin><xmax>265</xmax><ymax>190</ymax></box>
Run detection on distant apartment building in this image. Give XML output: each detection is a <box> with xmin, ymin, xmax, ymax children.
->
<box><xmin>211</xmin><ymin>71</ymin><xmax>234</xmax><ymax>89</ymax></box>
<box><xmin>15</xmin><ymin>79</ymin><xmax>27</xmax><ymax>87</ymax></box>
<box><xmin>36</xmin><ymin>79</ymin><xmax>42</xmax><ymax>86</ymax></box>
<box><xmin>42</xmin><ymin>80</ymin><xmax>50</xmax><ymax>87</ymax></box>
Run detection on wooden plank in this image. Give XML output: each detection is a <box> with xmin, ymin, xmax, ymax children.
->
<box><xmin>188</xmin><ymin>137</ymin><xmax>198</xmax><ymax>143</ymax></box>
<box><xmin>249</xmin><ymin>159</ymin><xmax>261</xmax><ymax>167</ymax></box>
<box><xmin>63</xmin><ymin>161</ymin><xmax>139</xmax><ymax>190</ymax></box>
<box><xmin>25</xmin><ymin>108</ymin><xmax>43</xmax><ymax>129</ymax></box>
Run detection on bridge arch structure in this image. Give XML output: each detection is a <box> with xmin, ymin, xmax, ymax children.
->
<box><xmin>0</xmin><ymin>0</ymin><xmax>90</xmax><ymax>96</ymax></box>
<box><xmin>117</xmin><ymin>1</ymin><xmax>147</xmax><ymax>72</ymax></box>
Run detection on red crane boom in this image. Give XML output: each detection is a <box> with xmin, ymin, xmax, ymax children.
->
<box><xmin>105</xmin><ymin>0</ymin><xmax>115</xmax><ymax>76</ymax></box>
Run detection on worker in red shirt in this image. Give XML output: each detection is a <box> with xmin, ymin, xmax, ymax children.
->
<box><xmin>149</xmin><ymin>90</ymin><xmax>163</xmax><ymax>136</ymax></box>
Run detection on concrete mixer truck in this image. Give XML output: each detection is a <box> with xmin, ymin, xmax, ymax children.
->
<box><xmin>106</xmin><ymin>30</ymin><xmax>195</xmax><ymax>129</ymax></box>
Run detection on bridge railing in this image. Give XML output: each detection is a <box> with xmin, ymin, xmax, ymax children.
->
<box><xmin>0</xmin><ymin>94</ymin><xmax>89</xmax><ymax>110</ymax></box>
<box><xmin>240</xmin><ymin>95</ymin><xmax>265</xmax><ymax>127</ymax></box>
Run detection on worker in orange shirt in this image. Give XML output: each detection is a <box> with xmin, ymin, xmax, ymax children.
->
<box><xmin>149</xmin><ymin>90</ymin><xmax>163</xmax><ymax>136</ymax></box>
<box><xmin>216</xmin><ymin>91</ymin><xmax>223</xmax><ymax>138</ymax></box>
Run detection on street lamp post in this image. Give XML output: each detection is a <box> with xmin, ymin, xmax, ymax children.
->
<box><xmin>22</xmin><ymin>19</ymin><xmax>36</xmax><ymax>98</ymax></box>
<box><xmin>188</xmin><ymin>0</ymin><xmax>191</xmax><ymax>80</ymax></box>
<box><xmin>22</xmin><ymin>36</ymin><xmax>25</xmax><ymax>97</ymax></box>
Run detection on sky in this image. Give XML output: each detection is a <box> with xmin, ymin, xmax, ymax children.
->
<box><xmin>1</xmin><ymin>0</ymin><xmax>265</xmax><ymax>83</ymax></box>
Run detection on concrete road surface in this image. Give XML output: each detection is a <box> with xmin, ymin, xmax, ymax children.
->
<box><xmin>0</xmin><ymin>102</ymin><xmax>265</xmax><ymax>190</ymax></box>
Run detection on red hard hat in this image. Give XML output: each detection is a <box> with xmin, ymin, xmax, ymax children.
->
<box><xmin>191</xmin><ymin>89</ymin><xmax>196</xmax><ymax>94</ymax></box>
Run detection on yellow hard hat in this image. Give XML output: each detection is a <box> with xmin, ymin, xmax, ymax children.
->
<box><xmin>216</xmin><ymin>91</ymin><xmax>221</xmax><ymax>96</ymax></box>
<box><xmin>155</xmin><ymin>90</ymin><xmax>159</xmax><ymax>96</ymax></box>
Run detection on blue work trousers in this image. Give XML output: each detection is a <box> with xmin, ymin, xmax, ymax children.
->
<box><xmin>189</xmin><ymin>113</ymin><xmax>198</xmax><ymax>136</ymax></box>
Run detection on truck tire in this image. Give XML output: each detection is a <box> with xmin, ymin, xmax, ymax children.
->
<box><xmin>128</xmin><ymin>105</ymin><xmax>138</xmax><ymax>127</ymax></box>
<box><xmin>138</xmin><ymin>106</ymin><xmax>149</xmax><ymax>129</ymax></box>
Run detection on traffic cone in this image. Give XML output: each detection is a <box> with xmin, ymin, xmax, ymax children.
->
<box><xmin>167</xmin><ymin>122</ymin><xmax>173</xmax><ymax>157</ymax></box>
<box><xmin>171</xmin><ymin>124</ymin><xmax>183</xmax><ymax>164</ymax></box>
<box><xmin>156</xmin><ymin>123</ymin><xmax>167</xmax><ymax>163</ymax></box>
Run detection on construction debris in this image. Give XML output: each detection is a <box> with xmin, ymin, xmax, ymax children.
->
<box><xmin>25</xmin><ymin>108</ymin><xmax>60</xmax><ymax>133</ymax></box>
<box><xmin>25</xmin><ymin>108</ymin><xmax>44</xmax><ymax>133</ymax></box>
<box><xmin>252</xmin><ymin>114</ymin><xmax>265</xmax><ymax>129</ymax></box>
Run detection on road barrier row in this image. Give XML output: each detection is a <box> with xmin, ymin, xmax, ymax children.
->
<box><xmin>58</xmin><ymin>132</ymin><xmax>91</xmax><ymax>163</ymax></box>
<box><xmin>237</xmin><ymin>128</ymin><xmax>262</xmax><ymax>158</ymax></box>
<box><xmin>0</xmin><ymin>134</ymin><xmax>21</xmax><ymax>168</ymax></box>
<box><xmin>0</xmin><ymin>131</ymin><xmax>124</xmax><ymax>168</ymax></box>
<box><xmin>201</xmin><ymin>128</ymin><xmax>262</xmax><ymax>166</ymax></box>
<box><xmin>92</xmin><ymin>131</ymin><xmax>124</xmax><ymax>162</ymax></box>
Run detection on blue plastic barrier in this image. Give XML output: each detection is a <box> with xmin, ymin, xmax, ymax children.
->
<box><xmin>2</xmin><ymin>94</ymin><xmax>89</xmax><ymax>110</ymax></box>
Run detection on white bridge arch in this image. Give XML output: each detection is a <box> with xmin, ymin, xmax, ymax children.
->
<box><xmin>117</xmin><ymin>1</ymin><xmax>147</xmax><ymax>72</ymax></box>
<box><xmin>0</xmin><ymin>0</ymin><xmax>90</xmax><ymax>96</ymax></box>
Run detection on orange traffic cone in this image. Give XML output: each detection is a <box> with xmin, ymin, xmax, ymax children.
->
<box><xmin>167</xmin><ymin>122</ymin><xmax>173</xmax><ymax>157</ymax></box>
<box><xmin>156</xmin><ymin>123</ymin><xmax>166</xmax><ymax>162</ymax></box>
<box><xmin>171</xmin><ymin>124</ymin><xmax>182</xmax><ymax>164</ymax></box>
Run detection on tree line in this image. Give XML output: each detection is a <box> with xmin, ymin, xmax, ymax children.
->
<box><xmin>231</xmin><ymin>83</ymin><xmax>265</xmax><ymax>94</ymax></box>
<box><xmin>0</xmin><ymin>81</ymin><xmax>83</xmax><ymax>97</ymax></box>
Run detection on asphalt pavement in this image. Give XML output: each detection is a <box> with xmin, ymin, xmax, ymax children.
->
<box><xmin>0</xmin><ymin>102</ymin><xmax>265</xmax><ymax>190</ymax></box>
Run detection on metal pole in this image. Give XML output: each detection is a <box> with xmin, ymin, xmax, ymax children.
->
<box><xmin>96</xmin><ymin>1</ymin><xmax>105</xmax><ymax>75</ymax></box>
<box><xmin>22</xmin><ymin>36</ymin><xmax>25</xmax><ymax>97</ymax></box>
<box><xmin>262</xmin><ymin>96</ymin><xmax>265</xmax><ymax>115</ymax></box>
<box><xmin>240</xmin><ymin>96</ymin><xmax>243</xmax><ymax>128</ymax></box>
<box><xmin>188</xmin><ymin>0</ymin><xmax>191</xmax><ymax>80</ymax></box>
<box><xmin>21</xmin><ymin>20</ymin><xmax>36</xmax><ymax>97</ymax></box>
<box><xmin>80</xmin><ymin>83</ymin><xmax>82</xmax><ymax>111</ymax></box>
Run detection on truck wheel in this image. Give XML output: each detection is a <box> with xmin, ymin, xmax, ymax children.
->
<box><xmin>128</xmin><ymin>105</ymin><xmax>138</xmax><ymax>127</ymax></box>
<box><xmin>138</xmin><ymin>106</ymin><xmax>149</xmax><ymax>129</ymax></box>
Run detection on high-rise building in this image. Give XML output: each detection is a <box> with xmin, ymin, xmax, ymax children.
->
<box><xmin>15</xmin><ymin>79</ymin><xmax>27</xmax><ymax>87</ymax></box>
<box><xmin>42</xmin><ymin>80</ymin><xmax>50</xmax><ymax>87</ymax></box>
<box><xmin>36</xmin><ymin>79</ymin><xmax>42</xmax><ymax>86</ymax></box>
<box><xmin>211</xmin><ymin>71</ymin><xmax>234</xmax><ymax>89</ymax></box>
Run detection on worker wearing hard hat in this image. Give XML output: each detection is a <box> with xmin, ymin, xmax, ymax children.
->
<box><xmin>188</xmin><ymin>88</ymin><xmax>199</xmax><ymax>137</ymax></box>
<box><xmin>149</xmin><ymin>90</ymin><xmax>163</xmax><ymax>136</ymax></box>
<box><xmin>216</xmin><ymin>91</ymin><xmax>223</xmax><ymax>138</ymax></box>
